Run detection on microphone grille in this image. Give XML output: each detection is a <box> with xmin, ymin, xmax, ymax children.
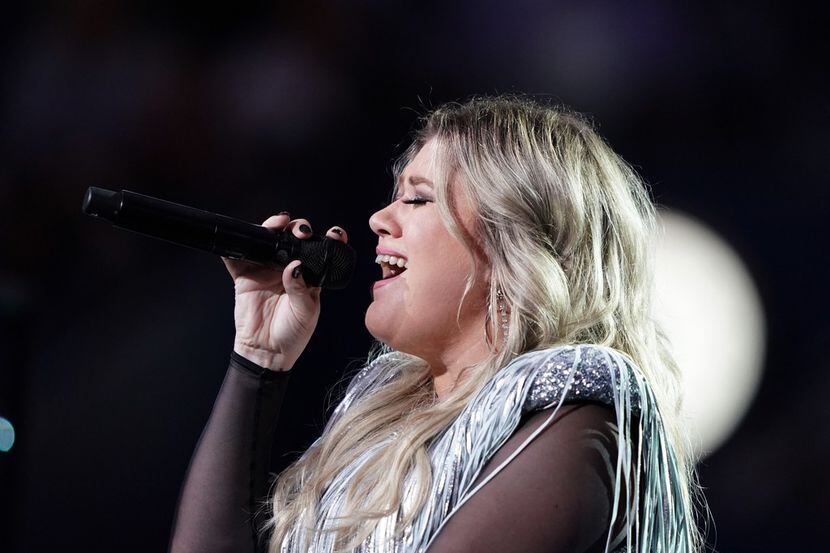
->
<box><xmin>323</xmin><ymin>239</ymin><xmax>357</xmax><ymax>289</ymax></box>
<box><xmin>297</xmin><ymin>238</ymin><xmax>356</xmax><ymax>289</ymax></box>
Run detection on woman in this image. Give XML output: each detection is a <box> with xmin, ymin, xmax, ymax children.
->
<box><xmin>170</xmin><ymin>96</ymin><xmax>703</xmax><ymax>553</ymax></box>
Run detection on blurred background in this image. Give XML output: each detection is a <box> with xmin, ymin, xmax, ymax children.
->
<box><xmin>1</xmin><ymin>1</ymin><xmax>827</xmax><ymax>551</ymax></box>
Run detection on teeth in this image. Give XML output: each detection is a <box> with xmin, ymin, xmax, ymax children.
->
<box><xmin>374</xmin><ymin>254</ymin><xmax>409</xmax><ymax>269</ymax></box>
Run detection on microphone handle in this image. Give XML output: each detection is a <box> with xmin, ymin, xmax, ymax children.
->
<box><xmin>82</xmin><ymin>187</ymin><xmax>355</xmax><ymax>289</ymax></box>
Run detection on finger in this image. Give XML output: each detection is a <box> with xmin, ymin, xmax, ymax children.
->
<box><xmin>261</xmin><ymin>212</ymin><xmax>292</xmax><ymax>230</ymax></box>
<box><xmin>325</xmin><ymin>225</ymin><xmax>348</xmax><ymax>243</ymax></box>
<box><xmin>287</xmin><ymin>218</ymin><xmax>313</xmax><ymax>239</ymax></box>
<box><xmin>282</xmin><ymin>260</ymin><xmax>321</xmax><ymax>312</ymax></box>
<box><xmin>221</xmin><ymin>256</ymin><xmax>274</xmax><ymax>283</ymax></box>
<box><xmin>221</xmin><ymin>256</ymin><xmax>248</xmax><ymax>279</ymax></box>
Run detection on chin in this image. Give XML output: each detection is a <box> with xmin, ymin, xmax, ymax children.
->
<box><xmin>364</xmin><ymin>302</ymin><xmax>392</xmax><ymax>344</ymax></box>
<box><xmin>364</xmin><ymin>306</ymin><xmax>416</xmax><ymax>355</ymax></box>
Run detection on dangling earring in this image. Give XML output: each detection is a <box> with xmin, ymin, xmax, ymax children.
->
<box><xmin>496</xmin><ymin>288</ymin><xmax>509</xmax><ymax>347</ymax></box>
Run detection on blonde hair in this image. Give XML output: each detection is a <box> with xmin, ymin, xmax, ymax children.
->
<box><xmin>265</xmin><ymin>96</ymin><xmax>703</xmax><ymax>552</ymax></box>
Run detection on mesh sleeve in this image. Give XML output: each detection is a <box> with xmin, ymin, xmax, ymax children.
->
<box><xmin>169</xmin><ymin>353</ymin><xmax>291</xmax><ymax>553</ymax></box>
<box><xmin>425</xmin><ymin>403</ymin><xmax>624</xmax><ymax>553</ymax></box>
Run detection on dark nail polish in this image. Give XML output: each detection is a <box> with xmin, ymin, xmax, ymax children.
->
<box><xmin>331</xmin><ymin>227</ymin><xmax>343</xmax><ymax>235</ymax></box>
<box><xmin>278</xmin><ymin>211</ymin><xmax>290</xmax><ymax>215</ymax></box>
<box><xmin>292</xmin><ymin>266</ymin><xmax>302</xmax><ymax>279</ymax></box>
<box><xmin>299</xmin><ymin>224</ymin><xmax>312</xmax><ymax>234</ymax></box>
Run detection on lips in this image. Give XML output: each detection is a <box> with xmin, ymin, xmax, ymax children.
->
<box><xmin>374</xmin><ymin>247</ymin><xmax>409</xmax><ymax>289</ymax></box>
<box><xmin>373</xmin><ymin>271</ymin><xmax>404</xmax><ymax>289</ymax></box>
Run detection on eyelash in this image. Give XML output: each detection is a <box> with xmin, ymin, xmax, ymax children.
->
<box><xmin>400</xmin><ymin>196</ymin><xmax>430</xmax><ymax>205</ymax></box>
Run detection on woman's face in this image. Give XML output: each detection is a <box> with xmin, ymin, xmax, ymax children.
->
<box><xmin>366</xmin><ymin>139</ymin><xmax>491</xmax><ymax>369</ymax></box>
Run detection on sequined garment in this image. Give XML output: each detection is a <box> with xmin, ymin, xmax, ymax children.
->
<box><xmin>279</xmin><ymin>344</ymin><xmax>695</xmax><ymax>553</ymax></box>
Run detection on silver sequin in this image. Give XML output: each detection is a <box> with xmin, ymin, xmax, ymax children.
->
<box><xmin>526</xmin><ymin>345</ymin><xmax>641</xmax><ymax>413</ymax></box>
<box><xmin>279</xmin><ymin>344</ymin><xmax>688</xmax><ymax>553</ymax></box>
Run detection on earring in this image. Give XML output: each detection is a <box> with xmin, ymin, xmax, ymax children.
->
<box><xmin>496</xmin><ymin>288</ymin><xmax>509</xmax><ymax>346</ymax></box>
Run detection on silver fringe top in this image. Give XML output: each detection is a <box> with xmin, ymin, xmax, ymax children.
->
<box><xmin>279</xmin><ymin>344</ymin><xmax>695</xmax><ymax>553</ymax></box>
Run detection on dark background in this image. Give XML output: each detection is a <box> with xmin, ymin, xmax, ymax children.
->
<box><xmin>1</xmin><ymin>1</ymin><xmax>827</xmax><ymax>551</ymax></box>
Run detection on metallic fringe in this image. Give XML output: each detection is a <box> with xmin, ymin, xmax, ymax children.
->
<box><xmin>280</xmin><ymin>345</ymin><xmax>696</xmax><ymax>553</ymax></box>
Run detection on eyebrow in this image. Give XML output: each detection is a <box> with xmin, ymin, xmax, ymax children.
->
<box><xmin>391</xmin><ymin>174</ymin><xmax>434</xmax><ymax>202</ymax></box>
<box><xmin>396</xmin><ymin>174</ymin><xmax>434</xmax><ymax>187</ymax></box>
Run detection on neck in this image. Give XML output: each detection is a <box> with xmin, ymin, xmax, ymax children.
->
<box><xmin>427</xmin><ymin>327</ymin><xmax>493</xmax><ymax>401</ymax></box>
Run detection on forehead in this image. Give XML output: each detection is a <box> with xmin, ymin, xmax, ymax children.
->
<box><xmin>398</xmin><ymin>138</ymin><xmax>440</xmax><ymax>184</ymax></box>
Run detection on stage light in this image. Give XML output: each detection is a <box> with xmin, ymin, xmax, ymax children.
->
<box><xmin>0</xmin><ymin>416</ymin><xmax>14</xmax><ymax>452</ymax></box>
<box><xmin>654</xmin><ymin>210</ymin><xmax>765</xmax><ymax>459</ymax></box>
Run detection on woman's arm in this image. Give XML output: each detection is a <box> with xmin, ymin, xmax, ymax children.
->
<box><xmin>426</xmin><ymin>403</ymin><xmax>622</xmax><ymax>553</ymax></box>
<box><xmin>168</xmin><ymin>213</ymin><xmax>343</xmax><ymax>552</ymax></box>
<box><xmin>169</xmin><ymin>353</ymin><xmax>291</xmax><ymax>553</ymax></box>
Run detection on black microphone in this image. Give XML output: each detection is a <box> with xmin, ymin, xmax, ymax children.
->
<box><xmin>82</xmin><ymin>187</ymin><xmax>356</xmax><ymax>289</ymax></box>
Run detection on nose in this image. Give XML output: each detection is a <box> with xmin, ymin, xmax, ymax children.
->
<box><xmin>369</xmin><ymin>201</ymin><xmax>401</xmax><ymax>238</ymax></box>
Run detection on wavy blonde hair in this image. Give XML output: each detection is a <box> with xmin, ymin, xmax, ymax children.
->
<box><xmin>265</xmin><ymin>96</ymin><xmax>703</xmax><ymax>552</ymax></box>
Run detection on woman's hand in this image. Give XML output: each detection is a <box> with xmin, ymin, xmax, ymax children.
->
<box><xmin>223</xmin><ymin>213</ymin><xmax>348</xmax><ymax>371</ymax></box>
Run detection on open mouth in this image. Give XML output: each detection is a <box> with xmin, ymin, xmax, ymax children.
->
<box><xmin>376</xmin><ymin>254</ymin><xmax>409</xmax><ymax>280</ymax></box>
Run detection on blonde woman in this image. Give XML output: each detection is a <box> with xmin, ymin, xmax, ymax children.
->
<box><xmin>170</xmin><ymin>97</ymin><xmax>703</xmax><ymax>553</ymax></box>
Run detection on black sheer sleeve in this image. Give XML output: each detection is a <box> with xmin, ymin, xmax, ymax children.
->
<box><xmin>425</xmin><ymin>403</ymin><xmax>622</xmax><ymax>553</ymax></box>
<box><xmin>169</xmin><ymin>355</ymin><xmax>624</xmax><ymax>553</ymax></box>
<box><xmin>169</xmin><ymin>352</ymin><xmax>291</xmax><ymax>553</ymax></box>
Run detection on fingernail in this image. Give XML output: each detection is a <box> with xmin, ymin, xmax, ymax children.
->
<box><xmin>299</xmin><ymin>224</ymin><xmax>312</xmax><ymax>234</ymax></box>
<box><xmin>331</xmin><ymin>227</ymin><xmax>343</xmax><ymax>235</ymax></box>
<box><xmin>292</xmin><ymin>265</ymin><xmax>302</xmax><ymax>279</ymax></box>
<box><xmin>278</xmin><ymin>211</ymin><xmax>290</xmax><ymax>216</ymax></box>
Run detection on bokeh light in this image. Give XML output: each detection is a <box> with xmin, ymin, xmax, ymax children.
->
<box><xmin>654</xmin><ymin>210</ymin><xmax>765</xmax><ymax>459</ymax></box>
<box><xmin>0</xmin><ymin>417</ymin><xmax>15</xmax><ymax>452</ymax></box>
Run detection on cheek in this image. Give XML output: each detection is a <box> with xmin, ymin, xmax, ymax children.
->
<box><xmin>364</xmin><ymin>257</ymin><xmax>471</xmax><ymax>347</ymax></box>
<box><xmin>406</xmin><ymin>252</ymin><xmax>470</xmax><ymax>303</ymax></box>
<box><xmin>364</xmin><ymin>217</ymin><xmax>488</xmax><ymax>347</ymax></box>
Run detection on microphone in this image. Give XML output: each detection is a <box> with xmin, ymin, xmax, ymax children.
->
<box><xmin>82</xmin><ymin>187</ymin><xmax>356</xmax><ymax>289</ymax></box>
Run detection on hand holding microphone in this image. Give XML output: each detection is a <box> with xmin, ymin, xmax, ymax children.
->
<box><xmin>82</xmin><ymin>187</ymin><xmax>355</xmax><ymax>369</ymax></box>
<box><xmin>223</xmin><ymin>214</ymin><xmax>349</xmax><ymax>370</ymax></box>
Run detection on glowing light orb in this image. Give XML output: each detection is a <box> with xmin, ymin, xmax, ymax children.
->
<box><xmin>0</xmin><ymin>417</ymin><xmax>14</xmax><ymax>452</ymax></box>
<box><xmin>654</xmin><ymin>210</ymin><xmax>765</xmax><ymax>459</ymax></box>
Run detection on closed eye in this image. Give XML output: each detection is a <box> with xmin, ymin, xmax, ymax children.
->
<box><xmin>401</xmin><ymin>196</ymin><xmax>430</xmax><ymax>205</ymax></box>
